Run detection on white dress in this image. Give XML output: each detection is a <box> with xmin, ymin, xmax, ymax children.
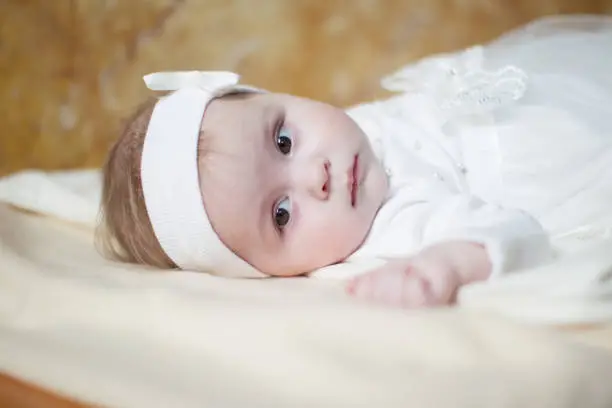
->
<box><xmin>316</xmin><ymin>15</ymin><xmax>612</xmax><ymax>279</ymax></box>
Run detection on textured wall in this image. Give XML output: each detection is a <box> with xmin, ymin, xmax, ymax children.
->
<box><xmin>2</xmin><ymin>0</ymin><xmax>611</xmax><ymax>175</ymax></box>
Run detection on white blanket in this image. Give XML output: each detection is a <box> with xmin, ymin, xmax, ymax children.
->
<box><xmin>1</xmin><ymin>170</ymin><xmax>612</xmax><ymax>408</ymax></box>
<box><xmin>2</xmin><ymin>169</ymin><xmax>610</xmax><ymax>325</ymax></box>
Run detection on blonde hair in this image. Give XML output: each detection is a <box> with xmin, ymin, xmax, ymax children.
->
<box><xmin>97</xmin><ymin>92</ymin><xmax>251</xmax><ymax>270</ymax></box>
<box><xmin>97</xmin><ymin>98</ymin><xmax>176</xmax><ymax>268</ymax></box>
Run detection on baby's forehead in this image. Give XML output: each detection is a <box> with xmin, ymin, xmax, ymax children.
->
<box><xmin>203</xmin><ymin>92</ymin><xmax>269</xmax><ymax>125</ymax></box>
<box><xmin>200</xmin><ymin>93</ymin><xmax>279</xmax><ymax>145</ymax></box>
<box><xmin>197</xmin><ymin>94</ymin><xmax>273</xmax><ymax>163</ymax></box>
<box><xmin>197</xmin><ymin>98</ymin><xmax>273</xmax><ymax>252</ymax></box>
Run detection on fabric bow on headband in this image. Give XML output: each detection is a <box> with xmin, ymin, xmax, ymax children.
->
<box><xmin>143</xmin><ymin>71</ymin><xmax>241</xmax><ymax>92</ymax></box>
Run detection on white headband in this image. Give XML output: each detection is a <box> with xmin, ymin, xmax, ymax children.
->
<box><xmin>140</xmin><ymin>71</ymin><xmax>267</xmax><ymax>278</ymax></box>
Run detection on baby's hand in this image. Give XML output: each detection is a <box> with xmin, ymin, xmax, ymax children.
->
<box><xmin>345</xmin><ymin>241</ymin><xmax>490</xmax><ymax>308</ymax></box>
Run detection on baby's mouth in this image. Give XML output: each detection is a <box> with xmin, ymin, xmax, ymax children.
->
<box><xmin>349</xmin><ymin>154</ymin><xmax>359</xmax><ymax>207</ymax></box>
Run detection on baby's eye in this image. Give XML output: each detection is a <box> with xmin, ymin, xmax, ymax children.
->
<box><xmin>273</xmin><ymin>197</ymin><xmax>291</xmax><ymax>231</ymax></box>
<box><xmin>276</xmin><ymin>126</ymin><xmax>292</xmax><ymax>155</ymax></box>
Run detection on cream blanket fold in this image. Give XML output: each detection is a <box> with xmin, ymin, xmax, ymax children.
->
<box><xmin>1</xmin><ymin>169</ymin><xmax>612</xmax><ymax>325</ymax></box>
<box><xmin>1</xmin><ymin>169</ymin><xmax>612</xmax><ymax>408</ymax></box>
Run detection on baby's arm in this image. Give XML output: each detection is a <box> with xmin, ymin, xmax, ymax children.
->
<box><xmin>347</xmin><ymin>241</ymin><xmax>490</xmax><ymax>307</ymax></box>
<box><xmin>346</xmin><ymin>195</ymin><xmax>552</xmax><ymax>308</ymax></box>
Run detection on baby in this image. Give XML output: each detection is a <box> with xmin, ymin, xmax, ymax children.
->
<box><xmin>99</xmin><ymin>15</ymin><xmax>612</xmax><ymax>308</ymax></box>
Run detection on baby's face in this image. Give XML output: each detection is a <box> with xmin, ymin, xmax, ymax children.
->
<box><xmin>199</xmin><ymin>92</ymin><xmax>388</xmax><ymax>276</ymax></box>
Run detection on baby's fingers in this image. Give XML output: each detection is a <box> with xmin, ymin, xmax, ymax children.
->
<box><xmin>346</xmin><ymin>265</ymin><xmax>433</xmax><ymax>308</ymax></box>
<box><xmin>345</xmin><ymin>262</ymin><xmax>400</xmax><ymax>295</ymax></box>
<box><xmin>346</xmin><ymin>266</ymin><xmax>403</xmax><ymax>306</ymax></box>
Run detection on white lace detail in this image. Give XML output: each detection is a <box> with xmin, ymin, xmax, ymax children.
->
<box><xmin>381</xmin><ymin>46</ymin><xmax>528</xmax><ymax>117</ymax></box>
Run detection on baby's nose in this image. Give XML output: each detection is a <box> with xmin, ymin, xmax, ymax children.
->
<box><xmin>306</xmin><ymin>158</ymin><xmax>330</xmax><ymax>201</ymax></box>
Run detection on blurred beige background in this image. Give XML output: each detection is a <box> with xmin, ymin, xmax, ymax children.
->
<box><xmin>2</xmin><ymin>0</ymin><xmax>611</xmax><ymax>176</ymax></box>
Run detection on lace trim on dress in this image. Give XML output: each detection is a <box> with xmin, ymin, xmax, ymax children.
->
<box><xmin>380</xmin><ymin>46</ymin><xmax>528</xmax><ymax>117</ymax></box>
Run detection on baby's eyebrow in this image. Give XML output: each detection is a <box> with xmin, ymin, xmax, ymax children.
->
<box><xmin>261</xmin><ymin>104</ymin><xmax>279</xmax><ymax>141</ymax></box>
<box><xmin>252</xmin><ymin>101</ymin><xmax>286</xmax><ymax>247</ymax></box>
<box><xmin>257</xmin><ymin>190</ymin><xmax>275</xmax><ymax>248</ymax></box>
<box><xmin>259</xmin><ymin>101</ymin><xmax>287</xmax><ymax>145</ymax></box>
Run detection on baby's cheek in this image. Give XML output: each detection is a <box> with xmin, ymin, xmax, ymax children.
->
<box><xmin>287</xmin><ymin>207</ymin><xmax>371</xmax><ymax>272</ymax></box>
<box><xmin>293</xmin><ymin>225</ymin><xmax>358</xmax><ymax>267</ymax></box>
<box><xmin>328</xmin><ymin>218</ymin><xmax>369</xmax><ymax>255</ymax></box>
<box><xmin>304</xmin><ymin>229</ymin><xmax>352</xmax><ymax>261</ymax></box>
